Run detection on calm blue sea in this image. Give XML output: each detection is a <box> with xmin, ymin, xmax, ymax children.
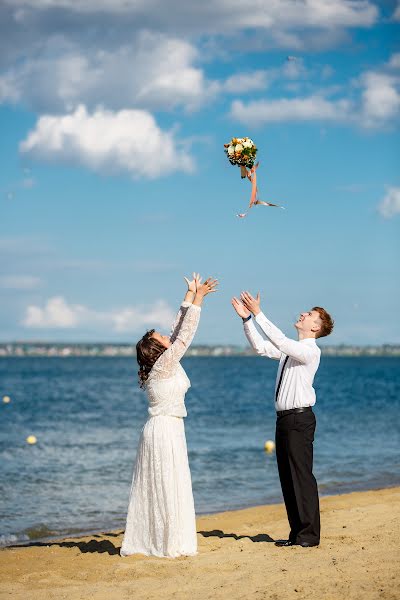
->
<box><xmin>0</xmin><ymin>356</ymin><xmax>399</xmax><ymax>547</ymax></box>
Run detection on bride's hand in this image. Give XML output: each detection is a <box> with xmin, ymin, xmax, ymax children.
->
<box><xmin>231</xmin><ymin>297</ymin><xmax>251</xmax><ymax>319</ymax></box>
<box><xmin>196</xmin><ymin>277</ymin><xmax>218</xmax><ymax>298</ymax></box>
<box><xmin>184</xmin><ymin>272</ymin><xmax>200</xmax><ymax>293</ymax></box>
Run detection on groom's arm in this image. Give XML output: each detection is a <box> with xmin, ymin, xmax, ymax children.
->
<box><xmin>254</xmin><ymin>312</ymin><xmax>317</xmax><ymax>364</ymax></box>
<box><xmin>244</xmin><ymin>318</ymin><xmax>282</xmax><ymax>360</ymax></box>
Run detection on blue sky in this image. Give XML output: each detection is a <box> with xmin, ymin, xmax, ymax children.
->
<box><xmin>0</xmin><ymin>0</ymin><xmax>399</xmax><ymax>345</ymax></box>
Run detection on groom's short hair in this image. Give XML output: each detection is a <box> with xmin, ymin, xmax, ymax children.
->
<box><xmin>312</xmin><ymin>307</ymin><xmax>334</xmax><ymax>338</ymax></box>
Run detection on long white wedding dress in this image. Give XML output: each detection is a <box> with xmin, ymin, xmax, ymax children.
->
<box><xmin>120</xmin><ymin>301</ymin><xmax>200</xmax><ymax>558</ymax></box>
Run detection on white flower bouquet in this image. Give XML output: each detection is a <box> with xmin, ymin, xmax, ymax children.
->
<box><xmin>224</xmin><ymin>136</ymin><xmax>257</xmax><ymax>178</ymax></box>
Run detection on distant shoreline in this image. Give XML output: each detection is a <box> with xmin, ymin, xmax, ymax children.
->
<box><xmin>0</xmin><ymin>343</ymin><xmax>399</xmax><ymax>357</ymax></box>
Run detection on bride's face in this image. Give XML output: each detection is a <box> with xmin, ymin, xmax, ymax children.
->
<box><xmin>152</xmin><ymin>331</ymin><xmax>171</xmax><ymax>348</ymax></box>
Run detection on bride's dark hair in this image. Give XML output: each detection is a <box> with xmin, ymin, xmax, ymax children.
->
<box><xmin>136</xmin><ymin>329</ymin><xmax>166</xmax><ymax>388</ymax></box>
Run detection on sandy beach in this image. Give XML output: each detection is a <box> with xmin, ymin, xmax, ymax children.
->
<box><xmin>1</xmin><ymin>487</ymin><xmax>399</xmax><ymax>600</ymax></box>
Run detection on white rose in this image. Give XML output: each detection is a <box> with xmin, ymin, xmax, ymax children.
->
<box><xmin>242</xmin><ymin>141</ymin><xmax>252</xmax><ymax>148</ymax></box>
<box><xmin>235</xmin><ymin>143</ymin><xmax>243</xmax><ymax>152</ymax></box>
<box><xmin>228</xmin><ymin>145</ymin><xmax>235</xmax><ymax>155</ymax></box>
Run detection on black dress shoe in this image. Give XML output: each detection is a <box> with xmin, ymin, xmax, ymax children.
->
<box><xmin>275</xmin><ymin>540</ymin><xmax>296</xmax><ymax>547</ymax></box>
<box><xmin>298</xmin><ymin>541</ymin><xmax>319</xmax><ymax>547</ymax></box>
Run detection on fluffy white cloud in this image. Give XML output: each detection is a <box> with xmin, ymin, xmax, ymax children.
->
<box><xmin>0</xmin><ymin>33</ymin><xmax>217</xmax><ymax>113</ymax></box>
<box><xmin>23</xmin><ymin>296</ymin><xmax>80</xmax><ymax>327</ymax></box>
<box><xmin>378</xmin><ymin>187</ymin><xmax>400</xmax><ymax>219</ymax></box>
<box><xmin>230</xmin><ymin>58</ymin><xmax>400</xmax><ymax>129</ymax></box>
<box><xmin>223</xmin><ymin>71</ymin><xmax>269</xmax><ymax>93</ymax></box>
<box><xmin>0</xmin><ymin>0</ymin><xmax>379</xmax><ymax>107</ymax></box>
<box><xmin>22</xmin><ymin>296</ymin><xmax>175</xmax><ymax>332</ymax></box>
<box><xmin>360</xmin><ymin>72</ymin><xmax>400</xmax><ymax>128</ymax></box>
<box><xmin>20</xmin><ymin>105</ymin><xmax>194</xmax><ymax>179</ymax></box>
<box><xmin>0</xmin><ymin>275</ymin><xmax>41</xmax><ymax>290</ymax></box>
<box><xmin>231</xmin><ymin>95</ymin><xmax>352</xmax><ymax>126</ymax></box>
<box><xmin>3</xmin><ymin>0</ymin><xmax>378</xmax><ymax>29</ymax></box>
<box><xmin>0</xmin><ymin>1</ymin><xmax>379</xmax><ymax>118</ymax></box>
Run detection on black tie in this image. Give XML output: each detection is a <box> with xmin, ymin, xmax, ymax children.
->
<box><xmin>275</xmin><ymin>355</ymin><xmax>289</xmax><ymax>402</ymax></box>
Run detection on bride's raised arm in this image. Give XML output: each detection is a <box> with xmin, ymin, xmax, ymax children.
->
<box><xmin>169</xmin><ymin>273</ymin><xmax>200</xmax><ymax>344</ymax></box>
<box><xmin>153</xmin><ymin>276</ymin><xmax>218</xmax><ymax>379</ymax></box>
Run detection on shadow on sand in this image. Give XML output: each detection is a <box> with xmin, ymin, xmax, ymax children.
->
<box><xmin>10</xmin><ymin>537</ymin><xmax>122</xmax><ymax>556</ymax></box>
<box><xmin>198</xmin><ymin>529</ymin><xmax>275</xmax><ymax>543</ymax></box>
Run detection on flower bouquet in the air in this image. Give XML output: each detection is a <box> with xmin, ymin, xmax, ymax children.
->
<box><xmin>224</xmin><ymin>135</ymin><xmax>283</xmax><ymax>217</ymax></box>
<box><xmin>224</xmin><ymin>137</ymin><xmax>257</xmax><ymax>178</ymax></box>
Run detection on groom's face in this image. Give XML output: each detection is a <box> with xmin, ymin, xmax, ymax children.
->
<box><xmin>295</xmin><ymin>310</ymin><xmax>321</xmax><ymax>335</ymax></box>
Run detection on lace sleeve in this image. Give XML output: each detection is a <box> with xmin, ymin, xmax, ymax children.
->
<box><xmin>151</xmin><ymin>304</ymin><xmax>201</xmax><ymax>379</ymax></box>
<box><xmin>169</xmin><ymin>302</ymin><xmax>192</xmax><ymax>344</ymax></box>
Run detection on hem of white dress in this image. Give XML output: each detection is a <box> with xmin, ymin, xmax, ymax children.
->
<box><xmin>120</xmin><ymin>549</ymin><xmax>197</xmax><ymax>559</ymax></box>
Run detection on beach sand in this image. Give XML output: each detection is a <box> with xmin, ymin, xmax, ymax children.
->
<box><xmin>1</xmin><ymin>487</ymin><xmax>399</xmax><ymax>600</ymax></box>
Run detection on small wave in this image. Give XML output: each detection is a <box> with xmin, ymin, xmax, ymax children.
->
<box><xmin>0</xmin><ymin>524</ymin><xmax>58</xmax><ymax>547</ymax></box>
<box><xmin>24</xmin><ymin>524</ymin><xmax>57</xmax><ymax>540</ymax></box>
<box><xmin>0</xmin><ymin>533</ymin><xmax>29</xmax><ymax>547</ymax></box>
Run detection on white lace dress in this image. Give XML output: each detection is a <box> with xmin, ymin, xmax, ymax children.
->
<box><xmin>120</xmin><ymin>302</ymin><xmax>200</xmax><ymax>558</ymax></box>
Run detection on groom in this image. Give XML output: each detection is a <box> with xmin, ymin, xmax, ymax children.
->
<box><xmin>232</xmin><ymin>291</ymin><xmax>333</xmax><ymax>547</ymax></box>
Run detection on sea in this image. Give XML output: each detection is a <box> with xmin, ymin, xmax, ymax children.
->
<box><xmin>0</xmin><ymin>356</ymin><xmax>399</xmax><ymax>547</ymax></box>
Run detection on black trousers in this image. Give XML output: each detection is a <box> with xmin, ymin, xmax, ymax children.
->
<box><xmin>275</xmin><ymin>410</ymin><xmax>320</xmax><ymax>545</ymax></box>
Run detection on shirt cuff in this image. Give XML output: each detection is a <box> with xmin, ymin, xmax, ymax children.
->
<box><xmin>181</xmin><ymin>301</ymin><xmax>192</xmax><ymax>308</ymax></box>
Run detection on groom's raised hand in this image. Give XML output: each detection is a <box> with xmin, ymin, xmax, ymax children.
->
<box><xmin>231</xmin><ymin>297</ymin><xmax>251</xmax><ymax>319</ymax></box>
<box><xmin>240</xmin><ymin>291</ymin><xmax>261</xmax><ymax>316</ymax></box>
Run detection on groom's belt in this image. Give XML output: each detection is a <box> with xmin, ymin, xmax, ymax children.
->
<box><xmin>276</xmin><ymin>406</ymin><xmax>313</xmax><ymax>417</ymax></box>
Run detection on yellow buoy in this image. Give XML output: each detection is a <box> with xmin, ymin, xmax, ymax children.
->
<box><xmin>26</xmin><ymin>435</ymin><xmax>37</xmax><ymax>445</ymax></box>
<box><xmin>3</xmin><ymin>395</ymin><xmax>11</xmax><ymax>403</ymax></box>
<box><xmin>264</xmin><ymin>440</ymin><xmax>275</xmax><ymax>453</ymax></box>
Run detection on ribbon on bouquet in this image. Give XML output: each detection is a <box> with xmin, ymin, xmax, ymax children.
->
<box><xmin>237</xmin><ymin>162</ymin><xmax>284</xmax><ymax>218</ymax></box>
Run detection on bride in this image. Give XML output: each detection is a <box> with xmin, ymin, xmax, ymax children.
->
<box><xmin>120</xmin><ymin>273</ymin><xmax>218</xmax><ymax>558</ymax></box>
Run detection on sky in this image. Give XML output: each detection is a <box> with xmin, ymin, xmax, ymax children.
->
<box><xmin>0</xmin><ymin>0</ymin><xmax>399</xmax><ymax>346</ymax></box>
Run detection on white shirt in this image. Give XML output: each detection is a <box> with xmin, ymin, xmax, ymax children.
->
<box><xmin>244</xmin><ymin>312</ymin><xmax>321</xmax><ymax>412</ymax></box>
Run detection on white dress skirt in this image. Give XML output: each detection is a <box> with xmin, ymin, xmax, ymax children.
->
<box><xmin>120</xmin><ymin>415</ymin><xmax>197</xmax><ymax>558</ymax></box>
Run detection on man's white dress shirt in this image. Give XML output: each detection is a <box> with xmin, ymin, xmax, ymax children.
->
<box><xmin>244</xmin><ymin>312</ymin><xmax>321</xmax><ymax>412</ymax></box>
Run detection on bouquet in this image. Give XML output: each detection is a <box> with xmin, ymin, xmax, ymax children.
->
<box><xmin>224</xmin><ymin>137</ymin><xmax>257</xmax><ymax>178</ymax></box>
<box><xmin>223</xmin><ymin>135</ymin><xmax>283</xmax><ymax>217</ymax></box>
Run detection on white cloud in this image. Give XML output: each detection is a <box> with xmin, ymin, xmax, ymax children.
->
<box><xmin>22</xmin><ymin>296</ymin><xmax>175</xmax><ymax>332</ymax></box>
<box><xmin>223</xmin><ymin>71</ymin><xmax>269</xmax><ymax>93</ymax></box>
<box><xmin>23</xmin><ymin>296</ymin><xmax>81</xmax><ymax>327</ymax></box>
<box><xmin>2</xmin><ymin>0</ymin><xmax>378</xmax><ymax>29</ymax></box>
<box><xmin>230</xmin><ymin>59</ymin><xmax>400</xmax><ymax>129</ymax></box>
<box><xmin>0</xmin><ymin>1</ymin><xmax>380</xmax><ymax>118</ymax></box>
<box><xmin>360</xmin><ymin>72</ymin><xmax>400</xmax><ymax>128</ymax></box>
<box><xmin>388</xmin><ymin>53</ymin><xmax>400</xmax><ymax>69</ymax></box>
<box><xmin>20</xmin><ymin>105</ymin><xmax>194</xmax><ymax>179</ymax></box>
<box><xmin>0</xmin><ymin>275</ymin><xmax>41</xmax><ymax>290</ymax></box>
<box><xmin>378</xmin><ymin>186</ymin><xmax>400</xmax><ymax>219</ymax></box>
<box><xmin>0</xmin><ymin>33</ymin><xmax>216</xmax><ymax>113</ymax></box>
<box><xmin>230</xmin><ymin>95</ymin><xmax>352</xmax><ymax>126</ymax></box>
